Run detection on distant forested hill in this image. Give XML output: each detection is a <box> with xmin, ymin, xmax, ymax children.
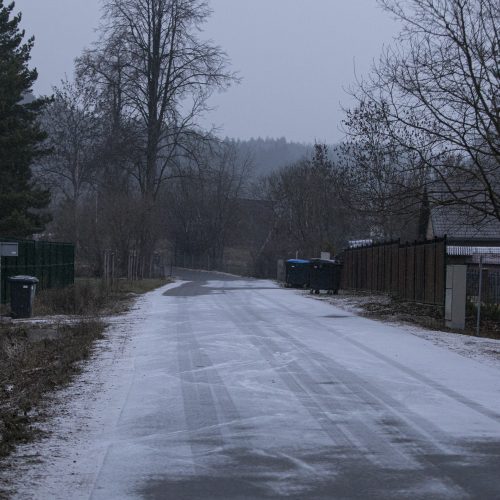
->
<box><xmin>227</xmin><ymin>137</ymin><xmax>341</xmax><ymax>178</ymax></box>
<box><xmin>226</xmin><ymin>137</ymin><xmax>311</xmax><ymax>177</ymax></box>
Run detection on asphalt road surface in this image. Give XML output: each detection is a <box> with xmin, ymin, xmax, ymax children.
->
<box><xmin>10</xmin><ymin>270</ymin><xmax>500</xmax><ymax>499</ymax></box>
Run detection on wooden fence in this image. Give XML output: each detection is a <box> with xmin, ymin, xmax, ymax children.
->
<box><xmin>341</xmin><ymin>238</ymin><xmax>446</xmax><ymax>306</ymax></box>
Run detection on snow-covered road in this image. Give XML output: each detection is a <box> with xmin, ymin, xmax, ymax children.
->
<box><xmin>6</xmin><ymin>270</ymin><xmax>500</xmax><ymax>499</ymax></box>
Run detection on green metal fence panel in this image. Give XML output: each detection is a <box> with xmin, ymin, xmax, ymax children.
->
<box><xmin>0</xmin><ymin>239</ymin><xmax>75</xmax><ymax>303</ymax></box>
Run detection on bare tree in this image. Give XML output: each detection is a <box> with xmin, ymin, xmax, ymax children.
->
<box><xmin>38</xmin><ymin>79</ymin><xmax>102</xmax><ymax>248</ymax></box>
<box><xmin>77</xmin><ymin>0</ymin><xmax>236</xmax><ymax>272</ymax></box>
<box><xmin>339</xmin><ymin>99</ymin><xmax>427</xmax><ymax>240</ymax></box>
<box><xmin>166</xmin><ymin>140</ymin><xmax>252</xmax><ymax>268</ymax></box>
<box><xmin>77</xmin><ymin>30</ymin><xmax>129</xmax><ymax>134</ymax></box>
<box><xmin>265</xmin><ymin>145</ymin><xmax>351</xmax><ymax>257</ymax></box>
<box><xmin>350</xmin><ymin>0</ymin><xmax>499</xmax><ymax>222</ymax></box>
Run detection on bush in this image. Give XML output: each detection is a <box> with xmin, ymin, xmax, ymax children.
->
<box><xmin>467</xmin><ymin>300</ymin><xmax>500</xmax><ymax>322</ymax></box>
<box><xmin>34</xmin><ymin>280</ymin><xmax>110</xmax><ymax>316</ymax></box>
<box><xmin>33</xmin><ymin>278</ymin><xmax>171</xmax><ymax>317</ymax></box>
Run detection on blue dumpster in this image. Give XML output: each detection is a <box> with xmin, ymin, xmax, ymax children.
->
<box><xmin>285</xmin><ymin>259</ymin><xmax>311</xmax><ymax>288</ymax></box>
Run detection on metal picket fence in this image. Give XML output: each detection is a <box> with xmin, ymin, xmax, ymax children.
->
<box><xmin>467</xmin><ymin>267</ymin><xmax>500</xmax><ymax>306</ymax></box>
<box><xmin>0</xmin><ymin>239</ymin><xmax>75</xmax><ymax>303</ymax></box>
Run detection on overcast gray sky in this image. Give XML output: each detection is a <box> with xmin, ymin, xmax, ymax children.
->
<box><xmin>15</xmin><ymin>0</ymin><xmax>399</xmax><ymax>144</ymax></box>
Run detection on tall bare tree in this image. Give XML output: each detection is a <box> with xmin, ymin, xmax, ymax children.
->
<box><xmin>78</xmin><ymin>0</ymin><xmax>236</xmax><ymax>272</ymax></box>
<box><xmin>349</xmin><ymin>0</ymin><xmax>499</xmax><ymax>222</ymax></box>
<box><xmin>38</xmin><ymin>79</ymin><xmax>102</xmax><ymax>248</ymax></box>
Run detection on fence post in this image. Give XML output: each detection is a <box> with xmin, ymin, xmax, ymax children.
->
<box><xmin>476</xmin><ymin>255</ymin><xmax>483</xmax><ymax>336</ymax></box>
<box><xmin>423</xmin><ymin>242</ymin><xmax>427</xmax><ymax>303</ymax></box>
<box><xmin>404</xmin><ymin>244</ymin><xmax>407</xmax><ymax>301</ymax></box>
<box><xmin>0</xmin><ymin>255</ymin><xmax>2</xmax><ymax>311</ymax></box>
<box><xmin>413</xmin><ymin>241</ymin><xmax>417</xmax><ymax>302</ymax></box>
<box><xmin>432</xmin><ymin>240</ymin><xmax>438</xmax><ymax>304</ymax></box>
<box><xmin>445</xmin><ymin>265</ymin><xmax>467</xmax><ymax>329</ymax></box>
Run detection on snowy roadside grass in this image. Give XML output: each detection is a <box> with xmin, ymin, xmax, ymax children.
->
<box><xmin>300</xmin><ymin>290</ymin><xmax>500</xmax><ymax>368</ymax></box>
<box><xmin>0</xmin><ymin>280</ymin><xmax>182</xmax><ymax>499</ymax></box>
<box><xmin>0</xmin><ymin>277</ymin><xmax>173</xmax><ymax>492</ymax></box>
<box><xmin>0</xmin><ymin>320</ymin><xmax>105</xmax><ymax>459</ymax></box>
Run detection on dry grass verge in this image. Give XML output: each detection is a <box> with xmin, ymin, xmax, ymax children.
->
<box><xmin>0</xmin><ymin>320</ymin><xmax>105</xmax><ymax>458</ymax></box>
<box><xmin>34</xmin><ymin>278</ymin><xmax>170</xmax><ymax>317</ymax></box>
<box><xmin>321</xmin><ymin>290</ymin><xmax>499</xmax><ymax>339</ymax></box>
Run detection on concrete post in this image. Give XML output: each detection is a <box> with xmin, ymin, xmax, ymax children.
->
<box><xmin>445</xmin><ymin>265</ymin><xmax>467</xmax><ymax>329</ymax></box>
<box><xmin>277</xmin><ymin>259</ymin><xmax>285</xmax><ymax>282</ymax></box>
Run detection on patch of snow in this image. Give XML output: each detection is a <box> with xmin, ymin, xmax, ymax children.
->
<box><xmin>2</xmin><ymin>276</ymin><xmax>499</xmax><ymax>498</ymax></box>
<box><xmin>1</xmin><ymin>280</ymin><xmax>186</xmax><ymax>499</ymax></box>
<box><xmin>302</xmin><ymin>290</ymin><xmax>500</xmax><ymax>368</ymax></box>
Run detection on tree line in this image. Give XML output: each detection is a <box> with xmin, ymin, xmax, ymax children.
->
<box><xmin>259</xmin><ymin>0</ymin><xmax>499</xmax><ymax>263</ymax></box>
<box><xmin>0</xmin><ymin>0</ymin><xmax>498</xmax><ymax>278</ymax></box>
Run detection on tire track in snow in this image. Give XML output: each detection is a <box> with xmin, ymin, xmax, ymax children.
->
<box><xmin>211</xmin><ymin>290</ymin><xmax>416</xmax><ymax>464</ymax></box>
<box><xmin>254</xmin><ymin>290</ymin><xmax>500</xmax><ymax>424</ymax></box>
<box><xmin>249</xmin><ymin>292</ymin><xmax>465</xmax><ymax>451</ymax></box>
<box><xmin>249</xmin><ymin>292</ymin><xmax>457</xmax><ymax>444</ymax></box>
<box><xmin>175</xmin><ymin>297</ymin><xmax>249</xmax><ymax>472</ymax></box>
<box><xmin>213</xmin><ymin>289</ymin><xmax>470</xmax><ymax>497</ymax></box>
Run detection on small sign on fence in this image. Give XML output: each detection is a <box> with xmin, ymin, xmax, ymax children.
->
<box><xmin>0</xmin><ymin>242</ymin><xmax>18</xmax><ymax>257</ymax></box>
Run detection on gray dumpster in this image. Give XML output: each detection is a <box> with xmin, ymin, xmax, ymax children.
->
<box><xmin>8</xmin><ymin>275</ymin><xmax>39</xmax><ymax>318</ymax></box>
<box><xmin>309</xmin><ymin>259</ymin><xmax>342</xmax><ymax>295</ymax></box>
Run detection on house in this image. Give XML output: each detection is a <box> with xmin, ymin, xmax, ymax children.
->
<box><xmin>426</xmin><ymin>204</ymin><xmax>500</xmax><ymax>265</ymax></box>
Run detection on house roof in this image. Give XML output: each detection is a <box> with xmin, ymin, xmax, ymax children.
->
<box><xmin>430</xmin><ymin>204</ymin><xmax>500</xmax><ymax>242</ymax></box>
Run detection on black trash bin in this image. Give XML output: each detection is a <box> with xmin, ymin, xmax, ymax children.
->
<box><xmin>8</xmin><ymin>275</ymin><xmax>39</xmax><ymax>318</ymax></box>
<box><xmin>285</xmin><ymin>259</ymin><xmax>311</xmax><ymax>288</ymax></box>
<box><xmin>309</xmin><ymin>259</ymin><xmax>342</xmax><ymax>294</ymax></box>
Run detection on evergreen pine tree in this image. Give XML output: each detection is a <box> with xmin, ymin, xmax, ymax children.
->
<box><xmin>0</xmin><ymin>0</ymin><xmax>50</xmax><ymax>238</ymax></box>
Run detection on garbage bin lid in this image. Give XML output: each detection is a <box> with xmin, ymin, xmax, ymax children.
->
<box><xmin>7</xmin><ymin>275</ymin><xmax>39</xmax><ymax>284</ymax></box>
